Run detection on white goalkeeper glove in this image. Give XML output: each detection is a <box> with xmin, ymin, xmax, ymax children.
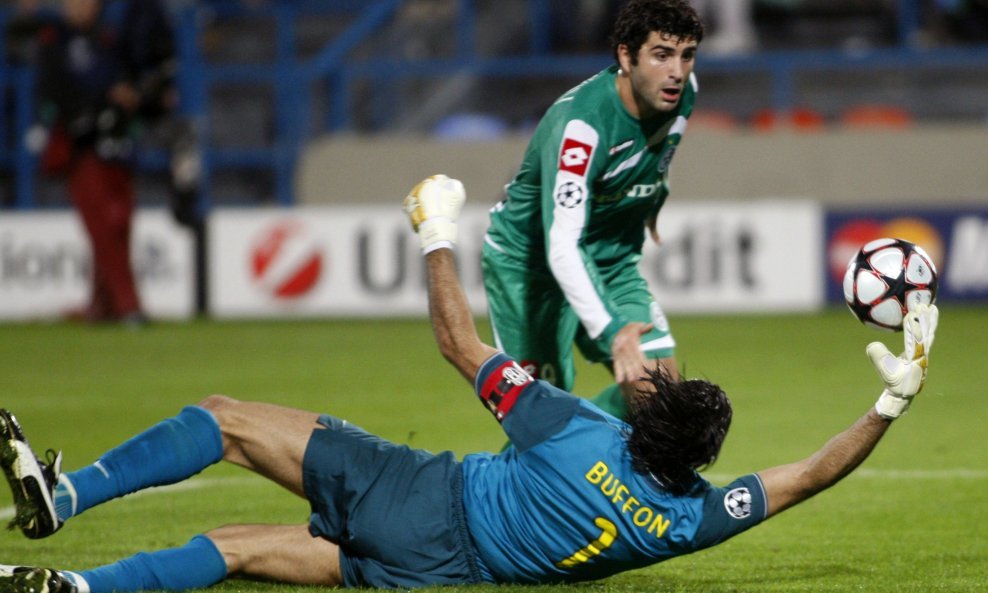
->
<box><xmin>868</xmin><ymin>303</ymin><xmax>939</xmax><ymax>420</ymax></box>
<box><xmin>403</xmin><ymin>174</ymin><xmax>466</xmax><ymax>254</ymax></box>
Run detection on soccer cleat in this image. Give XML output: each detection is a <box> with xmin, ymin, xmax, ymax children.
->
<box><xmin>0</xmin><ymin>409</ymin><xmax>63</xmax><ymax>539</ymax></box>
<box><xmin>0</xmin><ymin>565</ymin><xmax>77</xmax><ymax>593</ymax></box>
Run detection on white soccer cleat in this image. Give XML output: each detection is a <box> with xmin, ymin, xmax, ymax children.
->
<box><xmin>0</xmin><ymin>565</ymin><xmax>77</xmax><ymax>593</ymax></box>
<box><xmin>0</xmin><ymin>409</ymin><xmax>63</xmax><ymax>539</ymax></box>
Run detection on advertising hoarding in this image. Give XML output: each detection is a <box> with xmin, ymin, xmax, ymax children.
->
<box><xmin>208</xmin><ymin>200</ymin><xmax>822</xmax><ymax>318</ymax></box>
<box><xmin>0</xmin><ymin>210</ymin><xmax>197</xmax><ymax>320</ymax></box>
<box><xmin>825</xmin><ymin>208</ymin><xmax>988</xmax><ymax>302</ymax></box>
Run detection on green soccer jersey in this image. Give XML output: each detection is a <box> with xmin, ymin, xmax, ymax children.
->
<box><xmin>485</xmin><ymin>65</ymin><xmax>697</xmax><ymax>347</ymax></box>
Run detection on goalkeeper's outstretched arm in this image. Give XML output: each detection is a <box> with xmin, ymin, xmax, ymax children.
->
<box><xmin>757</xmin><ymin>409</ymin><xmax>891</xmax><ymax>518</ymax></box>
<box><xmin>756</xmin><ymin>303</ymin><xmax>938</xmax><ymax>519</ymax></box>
<box><xmin>404</xmin><ymin>175</ymin><xmax>497</xmax><ymax>384</ymax></box>
<box><xmin>426</xmin><ymin>249</ymin><xmax>497</xmax><ymax>384</ymax></box>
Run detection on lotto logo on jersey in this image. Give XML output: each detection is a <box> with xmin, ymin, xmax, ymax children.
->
<box><xmin>559</xmin><ymin>137</ymin><xmax>593</xmax><ymax>177</ymax></box>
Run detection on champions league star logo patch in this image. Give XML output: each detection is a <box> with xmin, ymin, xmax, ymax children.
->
<box><xmin>724</xmin><ymin>487</ymin><xmax>753</xmax><ymax>519</ymax></box>
<box><xmin>555</xmin><ymin>181</ymin><xmax>585</xmax><ymax>209</ymax></box>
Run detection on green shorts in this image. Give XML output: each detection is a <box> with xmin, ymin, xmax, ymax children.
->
<box><xmin>303</xmin><ymin>415</ymin><xmax>484</xmax><ymax>588</ymax></box>
<box><xmin>481</xmin><ymin>244</ymin><xmax>675</xmax><ymax>392</ymax></box>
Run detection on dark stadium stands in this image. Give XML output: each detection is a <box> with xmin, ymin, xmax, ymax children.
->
<box><xmin>3</xmin><ymin>0</ymin><xmax>988</xmax><ymax>211</ymax></box>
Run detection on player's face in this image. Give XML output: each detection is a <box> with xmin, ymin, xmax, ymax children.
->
<box><xmin>618</xmin><ymin>31</ymin><xmax>697</xmax><ymax>119</ymax></box>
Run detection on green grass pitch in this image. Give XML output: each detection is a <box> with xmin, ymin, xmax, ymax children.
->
<box><xmin>1</xmin><ymin>306</ymin><xmax>986</xmax><ymax>592</ymax></box>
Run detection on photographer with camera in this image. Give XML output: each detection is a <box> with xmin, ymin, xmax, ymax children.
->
<box><xmin>27</xmin><ymin>0</ymin><xmax>175</xmax><ymax>326</ymax></box>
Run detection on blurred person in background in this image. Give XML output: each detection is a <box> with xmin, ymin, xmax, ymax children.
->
<box><xmin>692</xmin><ymin>0</ymin><xmax>757</xmax><ymax>54</ymax></box>
<box><xmin>482</xmin><ymin>0</ymin><xmax>701</xmax><ymax>421</ymax></box>
<box><xmin>24</xmin><ymin>0</ymin><xmax>176</xmax><ymax>326</ymax></box>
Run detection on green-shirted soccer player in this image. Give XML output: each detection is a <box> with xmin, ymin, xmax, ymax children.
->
<box><xmin>483</xmin><ymin>0</ymin><xmax>702</xmax><ymax>418</ymax></box>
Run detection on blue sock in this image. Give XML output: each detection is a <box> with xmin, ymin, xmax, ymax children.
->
<box><xmin>74</xmin><ymin>534</ymin><xmax>227</xmax><ymax>593</ymax></box>
<box><xmin>54</xmin><ymin>406</ymin><xmax>224</xmax><ymax>521</ymax></box>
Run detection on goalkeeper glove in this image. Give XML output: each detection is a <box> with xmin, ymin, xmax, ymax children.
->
<box><xmin>868</xmin><ymin>303</ymin><xmax>939</xmax><ymax>420</ymax></box>
<box><xmin>403</xmin><ymin>174</ymin><xmax>466</xmax><ymax>254</ymax></box>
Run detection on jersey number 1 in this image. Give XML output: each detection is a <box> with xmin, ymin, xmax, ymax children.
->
<box><xmin>556</xmin><ymin>517</ymin><xmax>618</xmax><ymax>569</ymax></box>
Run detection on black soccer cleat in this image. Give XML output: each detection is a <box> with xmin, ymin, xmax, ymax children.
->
<box><xmin>0</xmin><ymin>409</ymin><xmax>63</xmax><ymax>539</ymax></box>
<box><xmin>0</xmin><ymin>565</ymin><xmax>77</xmax><ymax>593</ymax></box>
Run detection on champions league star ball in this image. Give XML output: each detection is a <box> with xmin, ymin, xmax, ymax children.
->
<box><xmin>843</xmin><ymin>238</ymin><xmax>938</xmax><ymax>332</ymax></box>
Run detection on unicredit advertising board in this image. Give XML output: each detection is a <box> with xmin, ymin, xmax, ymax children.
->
<box><xmin>207</xmin><ymin>200</ymin><xmax>822</xmax><ymax>318</ymax></box>
<box><xmin>825</xmin><ymin>207</ymin><xmax>988</xmax><ymax>303</ymax></box>
<box><xmin>0</xmin><ymin>210</ymin><xmax>197</xmax><ymax>320</ymax></box>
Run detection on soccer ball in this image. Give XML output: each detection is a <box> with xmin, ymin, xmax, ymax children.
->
<box><xmin>843</xmin><ymin>238</ymin><xmax>938</xmax><ymax>332</ymax></box>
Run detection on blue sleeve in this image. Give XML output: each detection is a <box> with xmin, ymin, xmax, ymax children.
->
<box><xmin>474</xmin><ymin>352</ymin><xmax>581</xmax><ymax>451</ymax></box>
<box><xmin>692</xmin><ymin>473</ymin><xmax>768</xmax><ymax>550</ymax></box>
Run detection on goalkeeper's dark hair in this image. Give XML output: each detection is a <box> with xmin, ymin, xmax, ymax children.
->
<box><xmin>625</xmin><ymin>367</ymin><xmax>731</xmax><ymax>495</ymax></box>
<box><xmin>611</xmin><ymin>0</ymin><xmax>704</xmax><ymax>65</ymax></box>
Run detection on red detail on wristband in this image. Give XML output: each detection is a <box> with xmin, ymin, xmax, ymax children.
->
<box><xmin>479</xmin><ymin>360</ymin><xmax>533</xmax><ymax>421</ymax></box>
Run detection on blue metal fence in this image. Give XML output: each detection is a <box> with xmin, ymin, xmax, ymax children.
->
<box><xmin>3</xmin><ymin>0</ymin><xmax>988</xmax><ymax>211</ymax></box>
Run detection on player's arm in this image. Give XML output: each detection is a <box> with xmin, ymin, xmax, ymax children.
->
<box><xmin>426</xmin><ymin>249</ymin><xmax>497</xmax><ymax>383</ymax></box>
<box><xmin>758</xmin><ymin>409</ymin><xmax>890</xmax><ymax>518</ymax></box>
<box><xmin>610</xmin><ymin>322</ymin><xmax>654</xmax><ymax>386</ymax></box>
<box><xmin>541</xmin><ymin>120</ymin><xmax>632</xmax><ymax>356</ymax></box>
<box><xmin>404</xmin><ymin>175</ymin><xmax>497</xmax><ymax>383</ymax></box>
<box><xmin>757</xmin><ymin>304</ymin><xmax>938</xmax><ymax>518</ymax></box>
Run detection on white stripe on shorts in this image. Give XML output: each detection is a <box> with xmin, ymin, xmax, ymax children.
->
<box><xmin>640</xmin><ymin>335</ymin><xmax>676</xmax><ymax>353</ymax></box>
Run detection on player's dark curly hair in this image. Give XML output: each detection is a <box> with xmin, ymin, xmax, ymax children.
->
<box><xmin>610</xmin><ymin>0</ymin><xmax>704</xmax><ymax>64</ymax></box>
<box><xmin>625</xmin><ymin>367</ymin><xmax>732</xmax><ymax>495</ymax></box>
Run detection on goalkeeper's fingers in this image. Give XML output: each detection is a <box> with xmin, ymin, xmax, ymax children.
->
<box><xmin>403</xmin><ymin>174</ymin><xmax>466</xmax><ymax>253</ymax></box>
<box><xmin>870</xmin><ymin>341</ymin><xmax>915</xmax><ymax>420</ymax></box>
<box><xmin>871</xmin><ymin>304</ymin><xmax>937</xmax><ymax>419</ymax></box>
<box><xmin>904</xmin><ymin>303</ymin><xmax>938</xmax><ymax>360</ymax></box>
<box><xmin>867</xmin><ymin>342</ymin><xmax>902</xmax><ymax>385</ymax></box>
<box><xmin>868</xmin><ymin>340</ymin><xmax>927</xmax><ymax>399</ymax></box>
<box><xmin>403</xmin><ymin>175</ymin><xmax>448</xmax><ymax>232</ymax></box>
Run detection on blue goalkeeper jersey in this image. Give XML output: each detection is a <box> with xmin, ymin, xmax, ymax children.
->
<box><xmin>461</xmin><ymin>353</ymin><xmax>767</xmax><ymax>584</ymax></box>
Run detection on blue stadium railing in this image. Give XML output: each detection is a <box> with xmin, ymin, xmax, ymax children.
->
<box><xmin>3</xmin><ymin>0</ymin><xmax>988</xmax><ymax>212</ymax></box>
